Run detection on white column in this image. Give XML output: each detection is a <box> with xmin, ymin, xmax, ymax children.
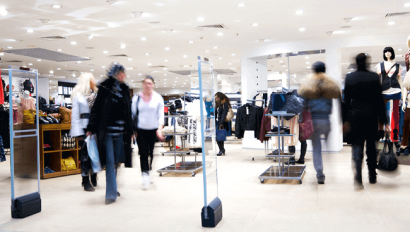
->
<box><xmin>240</xmin><ymin>57</ymin><xmax>268</xmax><ymax>149</ymax></box>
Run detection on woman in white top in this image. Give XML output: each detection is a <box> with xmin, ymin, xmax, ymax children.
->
<box><xmin>132</xmin><ymin>75</ymin><xmax>165</xmax><ymax>190</ymax></box>
<box><xmin>70</xmin><ymin>72</ymin><xmax>98</xmax><ymax>191</ymax></box>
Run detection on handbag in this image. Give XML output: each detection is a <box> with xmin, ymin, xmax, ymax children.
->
<box><xmin>59</xmin><ymin>107</ymin><xmax>72</xmax><ymax>124</ymax></box>
<box><xmin>224</xmin><ymin>105</ymin><xmax>234</xmax><ymax>122</ymax></box>
<box><xmin>299</xmin><ymin>109</ymin><xmax>314</xmax><ymax>141</ymax></box>
<box><xmin>377</xmin><ymin>137</ymin><xmax>398</xmax><ymax>171</ymax></box>
<box><xmin>61</xmin><ymin>156</ymin><xmax>76</xmax><ymax>172</ymax></box>
<box><xmin>216</xmin><ymin>128</ymin><xmax>227</xmax><ymax>141</ymax></box>
<box><xmin>86</xmin><ymin>135</ymin><xmax>102</xmax><ymax>173</ymax></box>
<box><xmin>270</xmin><ymin>93</ymin><xmax>287</xmax><ymax>112</ymax></box>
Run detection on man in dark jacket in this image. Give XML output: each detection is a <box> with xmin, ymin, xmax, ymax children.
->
<box><xmin>344</xmin><ymin>53</ymin><xmax>389</xmax><ymax>187</ymax></box>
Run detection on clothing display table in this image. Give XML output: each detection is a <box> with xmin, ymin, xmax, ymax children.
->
<box><xmin>258</xmin><ymin>112</ymin><xmax>306</xmax><ymax>184</ymax></box>
<box><xmin>157</xmin><ymin>115</ymin><xmax>202</xmax><ymax>177</ymax></box>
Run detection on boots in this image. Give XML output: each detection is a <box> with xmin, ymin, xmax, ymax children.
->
<box><xmin>296</xmin><ymin>142</ymin><xmax>307</xmax><ymax>164</ymax></box>
<box><xmin>217</xmin><ymin>141</ymin><xmax>225</xmax><ymax>156</ymax></box>
<box><xmin>91</xmin><ymin>173</ymin><xmax>97</xmax><ymax>187</ymax></box>
<box><xmin>369</xmin><ymin>171</ymin><xmax>377</xmax><ymax>184</ymax></box>
<box><xmin>285</xmin><ymin>157</ymin><xmax>296</xmax><ymax>165</ymax></box>
<box><xmin>82</xmin><ymin>176</ymin><xmax>95</xmax><ymax>192</ymax></box>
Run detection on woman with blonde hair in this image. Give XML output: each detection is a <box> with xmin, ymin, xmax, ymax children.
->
<box><xmin>70</xmin><ymin>72</ymin><xmax>98</xmax><ymax>191</ymax></box>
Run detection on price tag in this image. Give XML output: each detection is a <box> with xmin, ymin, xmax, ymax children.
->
<box><xmin>246</xmin><ymin>107</ymin><xmax>249</xmax><ymax>115</ymax></box>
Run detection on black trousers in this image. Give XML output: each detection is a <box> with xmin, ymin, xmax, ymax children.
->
<box><xmin>217</xmin><ymin>141</ymin><xmax>225</xmax><ymax>152</ymax></box>
<box><xmin>136</xmin><ymin>129</ymin><xmax>157</xmax><ymax>173</ymax></box>
<box><xmin>78</xmin><ymin>139</ymin><xmax>91</xmax><ymax>177</ymax></box>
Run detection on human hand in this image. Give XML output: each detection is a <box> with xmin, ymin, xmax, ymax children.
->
<box><xmin>133</xmin><ymin>132</ymin><xmax>138</xmax><ymax>138</ymax></box>
<box><xmin>403</xmin><ymin>105</ymin><xmax>407</xmax><ymax>112</ymax></box>
<box><xmin>86</xmin><ymin>131</ymin><xmax>92</xmax><ymax>137</ymax></box>
<box><xmin>385</xmin><ymin>125</ymin><xmax>391</xmax><ymax>134</ymax></box>
<box><xmin>343</xmin><ymin>122</ymin><xmax>350</xmax><ymax>134</ymax></box>
<box><xmin>156</xmin><ymin>129</ymin><xmax>165</xmax><ymax>142</ymax></box>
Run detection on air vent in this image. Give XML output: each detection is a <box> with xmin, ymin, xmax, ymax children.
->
<box><xmin>110</xmin><ymin>54</ymin><xmax>128</xmax><ymax>58</ymax></box>
<box><xmin>195</xmin><ymin>24</ymin><xmax>227</xmax><ymax>31</ymax></box>
<box><xmin>385</xmin><ymin>12</ymin><xmax>410</xmax><ymax>18</ymax></box>
<box><xmin>3</xmin><ymin>48</ymin><xmax>91</xmax><ymax>62</ymax></box>
<box><xmin>41</xmin><ymin>36</ymin><xmax>67</xmax><ymax>41</ymax></box>
<box><xmin>150</xmin><ymin>65</ymin><xmax>166</xmax><ymax>68</ymax></box>
<box><xmin>149</xmin><ymin>21</ymin><xmax>160</xmax><ymax>24</ymax></box>
<box><xmin>7</xmin><ymin>60</ymin><xmax>23</xmax><ymax>63</ymax></box>
<box><xmin>341</xmin><ymin>26</ymin><xmax>351</xmax><ymax>28</ymax></box>
<box><xmin>86</xmin><ymin>47</ymin><xmax>94</xmax><ymax>49</ymax></box>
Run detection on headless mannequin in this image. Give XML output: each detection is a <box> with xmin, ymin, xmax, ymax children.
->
<box><xmin>22</xmin><ymin>90</ymin><xmax>30</xmax><ymax>99</ymax></box>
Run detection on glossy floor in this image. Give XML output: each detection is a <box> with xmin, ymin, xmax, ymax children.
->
<box><xmin>0</xmin><ymin>143</ymin><xmax>409</xmax><ymax>232</ymax></box>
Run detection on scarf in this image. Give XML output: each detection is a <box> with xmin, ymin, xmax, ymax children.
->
<box><xmin>86</xmin><ymin>92</ymin><xmax>97</xmax><ymax>109</ymax></box>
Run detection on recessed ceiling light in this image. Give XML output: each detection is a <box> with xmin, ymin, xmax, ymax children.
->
<box><xmin>306</xmin><ymin>62</ymin><xmax>310</xmax><ymax>64</ymax></box>
<box><xmin>28</xmin><ymin>63</ymin><xmax>33</xmax><ymax>66</ymax></box>
<box><xmin>141</xmin><ymin>37</ymin><xmax>147</xmax><ymax>41</ymax></box>
<box><xmin>165</xmin><ymin>47</ymin><xmax>170</xmax><ymax>51</ymax></box>
<box><xmin>100</xmin><ymin>75</ymin><xmax>103</xmax><ymax>77</ymax></box>
<box><xmin>231</xmin><ymin>54</ymin><xmax>236</xmax><ymax>56</ymax></box>
<box><xmin>228</xmin><ymin>63</ymin><xmax>232</xmax><ymax>65</ymax></box>
<box><xmin>307</xmin><ymin>66</ymin><xmax>311</xmax><ymax>69</ymax></box>
<box><xmin>164</xmin><ymin>79</ymin><xmax>167</xmax><ymax>81</ymax></box>
<box><xmin>37</xmin><ymin>59</ymin><xmax>41</xmax><ymax>61</ymax></box>
<box><xmin>218</xmin><ymin>57</ymin><xmax>222</xmax><ymax>59</ymax></box>
<box><xmin>164</xmin><ymin>74</ymin><xmax>167</xmax><ymax>76</ymax></box>
<box><xmin>164</xmin><ymin>59</ymin><xmax>168</xmax><ymax>62</ymax></box>
<box><xmin>102</xmin><ymin>66</ymin><xmax>105</xmax><ymax>68</ymax></box>
<box><xmin>176</xmin><ymin>77</ymin><xmax>178</xmax><ymax>79</ymax></box>
<box><xmin>86</xmin><ymin>34</ymin><xmax>94</xmax><ymax>40</ymax></box>
<box><xmin>217</xmin><ymin>32</ymin><xmax>223</xmax><ymax>36</ymax></box>
<box><xmin>90</xmin><ymin>69</ymin><xmax>94</xmax><ymax>71</ymax></box>
<box><xmin>282</xmin><ymin>65</ymin><xmax>286</xmax><ymax>68</ymax></box>
<box><xmin>7</xmin><ymin>46</ymin><xmax>12</xmax><ymax>49</ymax></box>
<box><xmin>0</xmin><ymin>7</ymin><xmax>8</xmax><ymax>16</ymax></box>
<box><xmin>197</xmin><ymin>17</ymin><xmax>204</xmax><ymax>22</ymax></box>
<box><xmin>296</xmin><ymin>10</ymin><xmax>303</xmax><ymax>14</ymax></box>
<box><xmin>138</xmin><ymin>73</ymin><xmax>141</xmax><ymax>75</ymax></box>
<box><xmin>205</xmin><ymin>50</ymin><xmax>210</xmax><ymax>53</ymax></box>
<box><xmin>388</xmin><ymin>21</ymin><xmax>395</xmax><ymax>25</ymax></box>
<box><xmin>299</xmin><ymin>28</ymin><xmax>306</xmax><ymax>32</ymax></box>
<box><xmin>77</xmin><ymin>61</ymin><xmax>82</xmax><ymax>64</ymax></box>
<box><xmin>279</xmin><ymin>60</ymin><xmax>283</xmax><ymax>63</ymax></box>
<box><xmin>148</xmin><ymin>63</ymin><xmax>152</xmax><ymax>66</ymax></box>
<box><xmin>237</xmin><ymin>3</ymin><xmax>246</xmax><ymax>7</ymax></box>
<box><xmin>120</xmin><ymin>44</ymin><xmax>126</xmax><ymax>49</ymax></box>
<box><xmin>27</xmin><ymin>29</ymin><xmax>34</xmax><ymax>33</ymax></box>
<box><xmin>398</xmin><ymin>48</ymin><xmax>403</xmax><ymax>51</ymax></box>
<box><xmin>57</xmin><ymin>49</ymin><xmax>62</xmax><ymax>52</ymax></box>
<box><xmin>133</xmin><ymin>11</ymin><xmax>142</xmax><ymax>18</ymax></box>
<box><xmin>103</xmin><ymin>51</ymin><xmax>108</xmax><ymax>54</ymax></box>
<box><xmin>71</xmin><ymin>41</ymin><xmax>77</xmax><ymax>45</ymax></box>
<box><xmin>405</xmin><ymin>3</ymin><xmax>410</xmax><ymax>7</ymax></box>
<box><xmin>305</xmin><ymin>56</ymin><xmax>309</xmax><ymax>59</ymax></box>
<box><xmin>145</xmin><ymin>53</ymin><xmax>150</xmax><ymax>56</ymax></box>
<box><xmin>172</xmin><ymin>87</ymin><xmax>175</xmax><ymax>88</ymax></box>
<box><xmin>213</xmin><ymin>46</ymin><xmax>218</xmax><ymax>49</ymax></box>
<box><xmin>52</xmin><ymin>5</ymin><xmax>62</xmax><ymax>8</ymax></box>
<box><xmin>183</xmin><ymin>55</ymin><xmax>188</xmax><ymax>58</ymax></box>
<box><xmin>57</xmin><ymin>68</ymin><xmax>61</xmax><ymax>70</ymax></box>
<box><xmin>164</xmin><ymin>68</ymin><xmax>167</xmax><ymax>70</ymax></box>
<box><xmin>128</xmin><ymin>58</ymin><xmax>132</xmax><ymax>61</ymax></box>
<box><xmin>50</xmin><ymin>71</ymin><xmax>54</xmax><ymax>74</ymax></box>
<box><xmin>188</xmin><ymin>41</ymin><xmax>194</xmax><ymax>44</ymax></box>
<box><xmin>252</xmin><ymin>23</ymin><xmax>258</xmax><ymax>27</ymax></box>
<box><xmin>72</xmin><ymin>74</ymin><xmax>76</xmax><ymax>77</ymax></box>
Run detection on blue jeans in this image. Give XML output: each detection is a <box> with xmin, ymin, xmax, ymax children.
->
<box><xmin>105</xmin><ymin>133</ymin><xmax>124</xmax><ymax>200</ymax></box>
<box><xmin>311</xmin><ymin>119</ymin><xmax>330</xmax><ymax>182</ymax></box>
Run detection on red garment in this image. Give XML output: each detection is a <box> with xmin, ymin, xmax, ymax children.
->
<box><xmin>259</xmin><ymin>107</ymin><xmax>271</xmax><ymax>142</ymax></box>
<box><xmin>164</xmin><ymin>106</ymin><xmax>168</xmax><ymax>113</ymax></box>
<box><xmin>390</xmin><ymin>99</ymin><xmax>400</xmax><ymax>142</ymax></box>
<box><xmin>0</xmin><ymin>77</ymin><xmax>3</xmax><ymax>104</ymax></box>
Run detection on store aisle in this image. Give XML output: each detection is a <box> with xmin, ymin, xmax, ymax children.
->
<box><xmin>0</xmin><ymin>144</ymin><xmax>409</xmax><ymax>232</ymax></box>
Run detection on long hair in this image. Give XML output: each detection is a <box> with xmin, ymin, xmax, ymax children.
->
<box><xmin>215</xmin><ymin>92</ymin><xmax>231</xmax><ymax>108</ymax></box>
<box><xmin>403</xmin><ymin>72</ymin><xmax>410</xmax><ymax>90</ymax></box>
<box><xmin>71</xmin><ymin>72</ymin><xmax>97</xmax><ymax>100</ymax></box>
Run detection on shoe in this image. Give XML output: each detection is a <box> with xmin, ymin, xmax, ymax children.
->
<box><xmin>289</xmin><ymin>146</ymin><xmax>296</xmax><ymax>154</ymax></box>
<box><xmin>105</xmin><ymin>199</ymin><xmax>116</xmax><ymax>205</ymax></box>
<box><xmin>82</xmin><ymin>176</ymin><xmax>95</xmax><ymax>192</ymax></box>
<box><xmin>142</xmin><ymin>173</ymin><xmax>150</xmax><ymax>190</ymax></box>
<box><xmin>369</xmin><ymin>174</ymin><xmax>377</xmax><ymax>184</ymax></box>
<box><xmin>39</xmin><ymin>117</ymin><xmax>49</xmax><ymax>124</ymax></box>
<box><xmin>295</xmin><ymin>159</ymin><xmax>305</xmax><ymax>164</ymax></box>
<box><xmin>404</xmin><ymin>147</ymin><xmax>410</xmax><ymax>155</ymax></box>
<box><xmin>91</xmin><ymin>173</ymin><xmax>97</xmax><ymax>187</ymax></box>
<box><xmin>285</xmin><ymin>157</ymin><xmax>296</xmax><ymax>165</ymax></box>
<box><xmin>117</xmin><ymin>192</ymin><xmax>120</xmax><ymax>197</ymax></box>
<box><xmin>397</xmin><ymin>147</ymin><xmax>406</xmax><ymax>155</ymax></box>
<box><xmin>318</xmin><ymin>181</ymin><xmax>325</xmax><ymax>184</ymax></box>
<box><xmin>272</xmin><ymin>149</ymin><xmax>284</xmax><ymax>155</ymax></box>
<box><xmin>217</xmin><ymin>150</ymin><xmax>225</xmax><ymax>156</ymax></box>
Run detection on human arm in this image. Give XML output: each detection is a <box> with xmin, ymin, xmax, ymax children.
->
<box><xmin>219</xmin><ymin>103</ymin><xmax>229</xmax><ymax>127</ymax></box>
<box><xmin>86</xmin><ymin>86</ymin><xmax>107</xmax><ymax>134</ymax></box>
<box><xmin>156</xmin><ymin>94</ymin><xmax>165</xmax><ymax>141</ymax></box>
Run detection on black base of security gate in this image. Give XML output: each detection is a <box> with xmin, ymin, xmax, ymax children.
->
<box><xmin>11</xmin><ymin>192</ymin><xmax>41</xmax><ymax>218</ymax></box>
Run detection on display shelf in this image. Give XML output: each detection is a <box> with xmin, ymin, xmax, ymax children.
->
<box><xmin>265</xmin><ymin>154</ymin><xmax>295</xmax><ymax>158</ymax></box>
<box><xmin>265</xmin><ymin>134</ymin><xmax>295</xmax><ymax>137</ymax></box>
<box><xmin>43</xmin><ymin>169</ymin><xmax>81</xmax><ymax>178</ymax></box>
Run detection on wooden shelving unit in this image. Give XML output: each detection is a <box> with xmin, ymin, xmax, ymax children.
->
<box><xmin>39</xmin><ymin>124</ymin><xmax>81</xmax><ymax>179</ymax></box>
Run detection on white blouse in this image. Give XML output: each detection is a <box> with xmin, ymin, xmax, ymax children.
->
<box><xmin>132</xmin><ymin>92</ymin><xmax>164</xmax><ymax>130</ymax></box>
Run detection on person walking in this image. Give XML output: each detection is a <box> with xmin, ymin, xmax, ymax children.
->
<box><xmin>87</xmin><ymin>64</ymin><xmax>133</xmax><ymax>205</ymax></box>
<box><xmin>132</xmin><ymin>75</ymin><xmax>165</xmax><ymax>190</ymax></box>
<box><xmin>299</xmin><ymin>61</ymin><xmax>341</xmax><ymax>184</ymax></box>
<box><xmin>70</xmin><ymin>72</ymin><xmax>98</xmax><ymax>191</ymax></box>
<box><xmin>215</xmin><ymin>92</ymin><xmax>231</xmax><ymax>156</ymax></box>
<box><xmin>344</xmin><ymin>53</ymin><xmax>389</xmax><ymax>187</ymax></box>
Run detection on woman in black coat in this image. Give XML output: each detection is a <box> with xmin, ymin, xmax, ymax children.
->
<box><xmin>215</xmin><ymin>92</ymin><xmax>231</xmax><ymax>156</ymax></box>
<box><xmin>87</xmin><ymin>64</ymin><xmax>132</xmax><ymax>205</ymax></box>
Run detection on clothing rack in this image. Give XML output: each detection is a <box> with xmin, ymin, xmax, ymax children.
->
<box><xmin>183</xmin><ymin>92</ymin><xmax>200</xmax><ymax>111</ymax></box>
<box><xmin>257</xmin><ymin>90</ymin><xmax>268</xmax><ymax>93</ymax></box>
<box><xmin>247</xmin><ymin>99</ymin><xmax>266</xmax><ymax>108</ymax></box>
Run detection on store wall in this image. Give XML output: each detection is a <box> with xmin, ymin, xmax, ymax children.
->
<box><xmin>1</xmin><ymin>75</ymin><xmax>49</xmax><ymax>103</ymax></box>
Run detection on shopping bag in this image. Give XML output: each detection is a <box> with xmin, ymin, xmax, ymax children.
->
<box><xmin>216</xmin><ymin>129</ymin><xmax>227</xmax><ymax>141</ymax></box>
<box><xmin>85</xmin><ymin>135</ymin><xmax>102</xmax><ymax>173</ymax></box>
<box><xmin>377</xmin><ymin>138</ymin><xmax>398</xmax><ymax>171</ymax></box>
<box><xmin>299</xmin><ymin>109</ymin><xmax>314</xmax><ymax>141</ymax></box>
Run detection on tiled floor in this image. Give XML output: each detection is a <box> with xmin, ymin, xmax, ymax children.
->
<box><xmin>0</xmin><ymin>142</ymin><xmax>409</xmax><ymax>232</ymax></box>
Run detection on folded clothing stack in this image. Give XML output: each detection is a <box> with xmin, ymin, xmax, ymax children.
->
<box><xmin>268</xmin><ymin>126</ymin><xmax>290</xmax><ymax>134</ymax></box>
<box><xmin>162</xmin><ymin>126</ymin><xmax>188</xmax><ymax>134</ymax></box>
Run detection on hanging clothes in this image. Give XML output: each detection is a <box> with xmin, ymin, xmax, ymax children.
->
<box><xmin>0</xmin><ymin>109</ymin><xmax>10</xmax><ymax>149</ymax></box>
<box><xmin>259</xmin><ymin>107</ymin><xmax>271</xmax><ymax>142</ymax></box>
<box><xmin>252</xmin><ymin>93</ymin><xmax>268</xmax><ymax>107</ymax></box>
<box><xmin>0</xmin><ymin>135</ymin><xmax>5</xmax><ymax>162</ymax></box>
<box><xmin>270</xmin><ymin>115</ymin><xmax>299</xmax><ymax>146</ymax></box>
<box><xmin>0</xmin><ymin>75</ymin><xmax>4</xmax><ymax>105</ymax></box>
<box><xmin>235</xmin><ymin>103</ymin><xmax>264</xmax><ymax>139</ymax></box>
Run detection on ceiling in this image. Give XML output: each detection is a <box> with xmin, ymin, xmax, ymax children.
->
<box><xmin>1</xmin><ymin>0</ymin><xmax>410</xmax><ymax>91</ymax></box>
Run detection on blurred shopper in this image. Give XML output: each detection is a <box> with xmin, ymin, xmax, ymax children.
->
<box><xmin>70</xmin><ymin>72</ymin><xmax>98</xmax><ymax>191</ymax></box>
<box><xmin>215</xmin><ymin>92</ymin><xmax>231</xmax><ymax>156</ymax></box>
<box><xmin>299</xmin><ymin>61</ymin><xmax>341</xmax><ymax>184</ymax></box>
<box><xmin>87</xmin><ymin>64</ymin><xmax>133</xmax><ymax>205</ymax></box>
<box><xmin>344</xmin><ymin>53</ymin><xmax>389</xmax><ymax>187</ymax></box>
<box><xmin>132</xmin><ymin>75</ymin><xmax>164</xmax><ymax>190</ymax></box>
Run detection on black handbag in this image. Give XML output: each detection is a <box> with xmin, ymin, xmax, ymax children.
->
<box><xmin>377</xmin><ymin>137</ymin><xmax>398</xmax><ymax>171</ymax></box>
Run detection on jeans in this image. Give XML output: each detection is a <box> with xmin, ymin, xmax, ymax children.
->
<box><xmin>136</xmin><ymin>129</ymin><xmax>157</xmax><ymax>174</ymax></box>
<box><xmin>311</xmin><ymin>119</ymin><xmax>330</xmax><ymax>182</ymax></box>
<box><xmin>105</xmin><ymin>133</ymin><xmax>124</xmax><ymax>200</ymax></box>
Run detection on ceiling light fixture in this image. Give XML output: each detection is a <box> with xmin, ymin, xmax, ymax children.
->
<box><xmin>0</xmin><ymin>7</ymin><xmax>8</xmax><ymax>16</ymax></box>
<box><xmin>77</xmin><ymin>61</ymin><xmax>82</xmax><ymax>64</ymax></box>
<box><xmin>305</xmin><ymin>56</ymin><xmax>309</xmax><ymax>59</ymax></box>
<box><xmin>237</xmin><ymin>3</ymin><xmax>246</xmax><ymax>7</ymax></box>
<box><xmin>52</xmin><ymin>5</ymin><xmax>62</xmax><ymax>9</ymax></box>
<box><xmin>405</xmin><ymin>3</ymin><xmax>410</xmax><ymax>7</ymax></box>
<box><xmin>50</xmin><ymin>71</ymin><xmax>54</xmax><ymax>74</ymax></box>
<box><xmin>90</xmin><ymin>69</ymin><xmax>94</xmax><ymax>71</ymax></box>
<box><xmin>138</xmin><ymin>73</ymin><xmax>141</xmax><ymax>75</ymax></box>
<box><xmin>7</xmin><ymin>46</ymin><xmax>12</xmax><ymax>49</ymax></box>
<box><xmin>57</xmin><ymin>49</ymin><xmax>62</xmax><ymax>52</ymax></box>
<box><xmin>388</xmin><ymin>21</ymin><xmax>395</xmax><ymax>25</ymax></box>
<box><xmin>133</xmin><ymin>11</ymin><xmax>142</xmax><ymax>18</ymax></box>
<box><xmin>128</xmin><ymin>58</ymin><xmax>133</xmax><ymax>61</ymax></box>
<box><xmin>141</xmin><ymin>37</ymin><xmax>147</xmax><ymax>41</ymax></box>
<box><xmin>183</xmin><ymin>55</ymin><xmax>187</xmax><ymax>58</ymax></box>
<box><xmin>252</xmin><ymin>23</ymin><xmax>258</xmax><ymax>27</ymax></box>
<box><xmin>148</xmin><ymin>63</ymin><xmax>152</xmax><ymax>66</ymax></box>
<box><xmin>217</xmin><ymin>32</ymin><xmax>223</xmax><ymax>36</ymax></box>
<box><xmin>27</xmin><ymin>29</ymin><xmax>34</xmax><ymax>33</ymax></box>
<box><xmin>102</xmin><ymin>66</ymin><xmax>105</xmax><ymax>68</ymax></box>
<box><xmin>213</xmin><ymin>46</ymin><xmax>218</xmax><ymax>49</ymax></box>
<box><xmin>231</xmin><ymin>54</ymin><xmax>236</xmax><ymax>56</ymax></box>
<box><xmin>228</xmin><ymin>63</ymin><xmax>232</xmax><ymax>65</ymax></box>
<box><xmin>103</xmin><ymin>51</ymin><xmax>108</xmax><ymax>54</ymax></box>
<box><xmin>164</xmin><ymin>59</ymin><xmax>168</xmax><ymax>62</ymax></box>
<box><xmin>57</xmin><ymin>68</ymin><xmax>61</xmax><ymax>70</ymax></box>
<box><xmin>205</xmin><ymin>50</ymin><xmax>210</xmax><ymax>53</ymax></box>
<box><xmin>218</xmin><ymin>57</ymin><xmax>222</xmax><ymax>59</ymax></box>
<box><xmin>71</xmin><ymin>41</ymin><xmax>77</xmax><ymax>45</ymax></box>
<box><xmin>188</xmin><ymin>41</ymin><xmax>194</xmax><ymax>44</ymax></box>
<box><xmin>145</xmin><ymin>53</ymin><xmax>150</xmax><ymax>56</ymax></box>
<box><xmin>299</xmin><ymin>27</ymin><xmax>306</xmax><ymax>32</ymax></box>
<box><xmin>72</xmin><ymin>74</ymin><xmax>76</xmax><ymax>77</ymax></box>
<box><xmin>306</xmin><ymin>62</ymin><xmax>310</xmax><ymax>64</ymax></box>
<box><xmin>165</xmin><ymin>47</ymin><xmax>170</xmax><ymax>51</ymax></box>
<box><xmin>197</xmin><ymin>17</ymin><xmax>204</xmax><ymax>22</ymax></box>
<box><xmin>28</xmin><ymin>63</ymin><xmax>33</xmax><ymax>66</ymax></box>
<box><xmin>296</xmin><ymin>10</ymin><xmax>303</xmax><ymax>14</ymax></box>
<box><xmin>87</xmin><ymin>34</ymin><xmax>94</xmax><ymax>40</ymax></box>
<box><xmin>37</xmin><ymin>59</ymin><xmax>41</xmax><ymax>61</ymax></box>
<box><xmin>307</xmin><ymin>66</ymin><xmax>311</xmax><ymax>69</ymax></box>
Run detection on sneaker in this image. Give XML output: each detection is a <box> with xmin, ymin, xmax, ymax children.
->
<box><xmin>142</xmin><ymin>173</ymin><xmax>150</xmax><ymax>190</ymax></box>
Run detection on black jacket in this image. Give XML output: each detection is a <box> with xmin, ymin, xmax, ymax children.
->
<box><xmin>87</xmin><ymin>77</ymin><xmax>132</xmax><ymax>168</ymax></box>
<box><xmin>235</xmin><ymin>103</ymin><xmax>264</xmax><ymax>139</ymax></box>
<box><xmin>344</xmin><ymin>70</ymin><xmax>387</xmax><ymax>139</ymax></box>
<box><xmin>216</xmin><ymin>101</ymin><xmax>229</xmax><ymax>131</ymax></box>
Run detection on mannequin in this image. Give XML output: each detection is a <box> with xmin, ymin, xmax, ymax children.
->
<box><xmin>17</xmin><ymin>90</ymin><xmax>35</xmax><ymax>124</ymax></box>
<box><xmin>22</xmin><ymin>90</ymin><xmax>30</xmax><ymax>99</ymax></box>
<box><xmin>376</xmin><ymin>47</ymin><xmax>404</xmax><ymax>145</ymax></box>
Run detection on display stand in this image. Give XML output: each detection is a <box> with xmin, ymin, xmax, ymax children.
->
<box><xmin>258</xmin><ymin>112</ymin><xmax>306</xmax><ymax>184</ymax></box>
<box><xmin>157</xmin><ymin>115</ymin><xmax>202</xmax><ymax>177</ymax></box>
